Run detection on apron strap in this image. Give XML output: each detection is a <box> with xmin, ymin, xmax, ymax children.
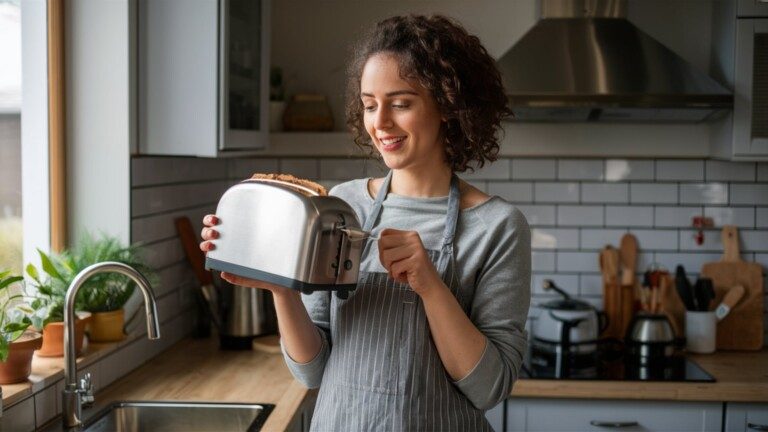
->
<box><xmin>441</xmin><ymin>174</ymin><xmax>461</xmax><ymax>249</ymax></box>
<box><xmin>363</xmin><ymin>170</ymin><xmax>393</xmax><ymax>232</ymax></box>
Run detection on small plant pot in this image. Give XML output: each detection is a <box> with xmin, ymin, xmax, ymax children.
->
<box><xmin>88</xmin><ymin>309</ymin><xmax>126</xmax><ymax>343</ymax></box>
<box><xmin>36</xmin><ymin>313</ymin><xmax>91</xmax><ymax>357</ymax></box>
<box><xmin>0</xmin><ymin>331</ymin><xmax>43</xmax><ymax>384</ymax></box>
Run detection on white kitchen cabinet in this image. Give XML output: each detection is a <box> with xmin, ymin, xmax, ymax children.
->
<box><xmin>505</xmin><ymin>398</ymin><xmax>723</xmax><ymax>432</ymax></box>
<box><xmin>725</xmin><ymin>403</ymin><xmax>768</xmax><ymax>432</ymax></box>
<box><xmin>710</xmin><ymin>2</ymin><xmax>768</xmax><ymax>160</ymax></box>
<box><xmin>486</xmin><ymin>401</ymin><xmax>505</xmax><ymax>431</ymax></box>
<box><xmin>138</xmin><ymin>0</ymin><xmax>270</xmax><ymax>157</ymax></box>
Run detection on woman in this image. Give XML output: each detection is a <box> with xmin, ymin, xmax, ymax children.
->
<box><xmin>200</xmin><ymin>15</ymin><xmax>530</xmax><ymax>431</ymax></box>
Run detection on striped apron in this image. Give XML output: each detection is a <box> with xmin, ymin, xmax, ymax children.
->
<box><xmin>311</xmin><ymin>171</ymin><xmax>493</xmax><ymax>431</ymax></box>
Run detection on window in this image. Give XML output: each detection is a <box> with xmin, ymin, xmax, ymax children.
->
<box><xmin>0</xmin><ymin>0</ymin><xmax>22</xmax><ymax>277</ymax></box>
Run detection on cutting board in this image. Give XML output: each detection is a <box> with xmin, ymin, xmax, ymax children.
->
<box><xmin>700</xmin><ymin>225</ymin><xmax>764</xmax><ymax>350</ymax></box>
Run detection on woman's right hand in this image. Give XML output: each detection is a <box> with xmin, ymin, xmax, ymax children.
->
<box><xmin>199</xmin><ymin>214</ymin><xmax>294</xmax><ymax>296</ymax></box>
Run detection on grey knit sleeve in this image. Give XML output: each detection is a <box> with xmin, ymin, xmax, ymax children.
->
<box><xmin>280</xmin><ymin>290</ymin><xmax>332</xmax><ymax>389</ymax></box>
<box><xmin>452</xmin><ymin>206</ymin><xmax>531</xmax><ymax>410</ymax></box>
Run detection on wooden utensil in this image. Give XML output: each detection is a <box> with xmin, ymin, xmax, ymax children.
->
<box><xmin>714</xmin><ymin>285</ymin><xmax>746</xmax><ymax>321</ymax></box>
<box><xmin>658</xmin><ymin>273</ymin><xmax>685</xmax><ymax>337</ymax></box>
<box><xmin>619</xmin><ymin>234</ymin><xmax>638</xmax><ymax>337</ymax></box>
<box><xmin>600</xmin><ymin>245</ymin><xmax>621</xmax><ymax>338</ymax></box>
<box><xmin>700</xmin><ymin>225</ymin><xmax>764</xmax><ymax>350</ymax></box>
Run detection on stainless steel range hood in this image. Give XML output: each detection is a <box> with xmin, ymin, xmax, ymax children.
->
<box><xmin>498</xmin><ymin>0</ymin><xmax>733</xmax><ymax>122</ymax></box>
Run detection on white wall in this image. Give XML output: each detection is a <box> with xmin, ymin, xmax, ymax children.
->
<box><xmin>66</xmin><ymin>0</ymin><xmax>134</xmax><ymax>244</ymax></box>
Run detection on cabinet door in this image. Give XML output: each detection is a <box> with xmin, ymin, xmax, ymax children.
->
<box><xmin>738</xmin><ymin>0</ymin><xmax>768</xmax><ymax>17</ymax></box>
<box><xmin>725</xmin><ymin>403</ymin><xmax>768</xmax><ymax>432</ymax></box>
<box><xmin>138</xmin><ymin>0</ymin><xmax>219</xmax><ymax>157</ymax></box>
<box><xmin>218</xmin><ymin>0</ymin><xmax>270</xmax><ymax>151</ymax></box>
<box><xmin>733</xmin><ymin>19</ymin><xmax>768</xmax><ymax>157</ymax></box>
<box><xmin>486</xmin><ymin>401</ymin><xmax>504</xmax><ymax>432</ymax></box>
<box><xmin>506</xmin><ymin>398</ymin><xmax>723</xmax><ymax>432</ymax></box>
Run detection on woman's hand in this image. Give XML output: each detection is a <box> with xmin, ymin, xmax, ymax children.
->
<box><xmin>199</xmin><ymin>214</ymin><xmax>293</xmax><ymax>296</ymax></box>
<box><xmin>378</xmin><ymin>228</ymin><xmax>444</xmax><ymax>296</ymax></box>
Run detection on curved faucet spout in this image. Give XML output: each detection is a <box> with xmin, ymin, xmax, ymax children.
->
<box><xmin>62</xmin><ymin>261</ymin><xmax>161</xmax><ymax>428</ymax></box>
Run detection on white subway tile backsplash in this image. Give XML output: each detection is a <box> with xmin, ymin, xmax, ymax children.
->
<box><xmin>511</xmin><ymin>158</ymin><xmax>556</xmax><ymax>180</ymax></box>
<box><xmin>461</xmin><ymin>160</ymin><xmax>510</xmax><ymax>180</ymax></box>
<box><xmin>467</xmin><ymin>180</ymin><xmax>488</xmax><ymax>193</ymax></box>
<box><xmin>531</xmin><ymin>228</ymin><xmax>579</xmax><ymax>249</ymax></box>
<box><xmin>229</xmin><ymin>158</ymin><xmax>279</xmax><ymax>179</ymax></box>
<box><xmin>741</xmin><ymin>230</ymin><xmax>768</xmax><ymax>252</ymax></box>
<box><xmin>532</xmin><ymin>251</ymin><xmax>556</xmax><ymax>271</ymax></box>
<box><xmin>654</xmin><ymin>206</ymin><xmax>702</xmax><ymax>227</ymax></box>
<box><xmin>364</xmin><ymin>159</ymin><xmax>389</xmax><ymax>178</ymax></box>
<box><xmin>132</xmin><ymin>206</ymin><xmax>212</xmax><ymax>244</ymax></box>
<box><xmin>558</xmin><ymin>159</ymin><xmax>604</xmax><ymax>180</ymax></box>
<box><xmin>532</xmin><ymin>274</ymin><xmax>579</xmax><ymax>295</ymax></box>
<box><xmin>605</xmin><ymin>159</ymin><xmax>654</xmax><ymax>181</ymax></box>
<box><xmin>319</xmin><ymin>158</ymin><xmax>366</xmax><ymax>180</ymax></box>
<box><xmin>630</xmin><ymin>183</ymin><xmax>678</xmax><ymax>204</ymax></box>
<box><xmin>279</xmin><ymin>158</ymin><xmax>319</xmax><ymax>179</ymax></box>
<box><xmin>557</xmin><ymin>251</ymin><xmax>600</xmax><ymax>272</ymax></box>
<box><xmin>516</xmin><ymin>205</ymin><xmax>556</xmax><ymax>226</ymax></box>
<box><xmin>605</xmin><ymin>206</ymin><xmax>653</xmax><ymax>227</ymax></box>
<box><xmin>580</xmin><ymin>274</ymin><xmax>604</xmax><ymax>296</ymax></box>
<box><xmin>653</xmin><ymin>252</ymin><xmax>722</xmax><ymax>275</ymax></box>
<box><xmin>705</xmin><ymin>160</ymin><xmax>756</xmax><ymax>182</ymax></box>
<box><xmin>731</xmin><ymin>184</ymin><xmax>768</xmax><ymax>205</ymax></box>
<box><xmin>132</xmin><ymin>157</ymin><xmax>229</xmax><ymax>187</ymax></box>
<box><xmin>582</xmin><ymin>183</ymin><xmax>628</xmax><ymax>203</ymax></box>
<box><xmin>704</xmin><ymin>206</ymin><xmax>755</xmax><ymax>228</ymax></box>
<box><xmin>656</xmin><ymin>160</ymin><xmax>704</xmax><ymax>181</ymax></box>
<box><xmin>144</xmin><ymin>238</ymin><xmax>186</xmax><ymax>269</ymax></box>
<box><xmin>580</xmin><ymin>229</ymin><xmax>627</xmax><ymax>249</ymax></box>
<box><xmin>629</xmin><ymin>229</ymin><xmax>679</xmax><ymax>250</ymax></box>
<box><xmin>487</xmin><ymin>182</ymin><xmax>533</xmax><ymax>203</ymax></box>
<box><xmin>535</xmin><ymin>182</ymin><xmax>579</xmax><ymax>202</ymax></box>
<box><xmin>679</xmin><ymin>183</ymin><xmax>728</xmax><ymax>205</ymax></box>
<box><xmin>758</xmin><ymin>208</ymin><xmax>768</xmax><ymax>228</ymax></box>
<box><xmin>679</xmin><ymin>229</ymin><xmax>724</xmax><ymax>251</ymax></box>
<box><xmin>131</xmin><ymin>181</ymin><xmax>232</xmax><ymax>217</ymax></box>
<box><xmin>558</xmin><ymin>205</ymin><xmax>604</xmax><ymax>226</ymax></box>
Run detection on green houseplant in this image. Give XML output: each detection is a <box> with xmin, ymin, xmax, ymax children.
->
<box><xmin>0</xmin><ymin>270</ymin><xmax>42</xmax><ymax>384</ymax></box>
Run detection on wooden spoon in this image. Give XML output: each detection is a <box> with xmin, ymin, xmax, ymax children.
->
<box><xmin>620</xmin><ymin>233</ymin><xmax>638</xmax><ymax>286</ymax></box>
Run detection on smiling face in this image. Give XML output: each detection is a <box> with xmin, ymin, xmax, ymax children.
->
<box><xmin>360</xmin><ymin>53</ymin><xmax>446</xmax><ymax>171</ymax></box>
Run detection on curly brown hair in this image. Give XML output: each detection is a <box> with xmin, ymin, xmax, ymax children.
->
<box><xmin>345</xmin><ymin>15</ymin><xmax>512</xmax><ymax>173</ymax></box>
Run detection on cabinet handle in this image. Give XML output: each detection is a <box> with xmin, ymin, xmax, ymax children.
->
<box><xmin>747</xmin><ymin>423</ymin><xmax>768</xmax><ymax>431</ymax></box>
<box><xmin>590</xmin><ymin>420</ymin><xmax>639</xmax><ymax>428</ymax></box>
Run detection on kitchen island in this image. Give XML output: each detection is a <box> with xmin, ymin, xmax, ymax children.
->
<box><xmin>15</xmin><ymin>337</ymin><xmax>767</xmax><ymax>431</ymax></box>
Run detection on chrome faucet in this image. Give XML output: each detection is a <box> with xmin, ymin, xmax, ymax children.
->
<box><xmin>62</xmin><ymin>262</ymin><xmax>161</xmax><ymax>429</ymax></box>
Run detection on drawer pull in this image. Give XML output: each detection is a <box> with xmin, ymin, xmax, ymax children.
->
<box><xmin>590</xmin><ymin>420</ymin><xmax>639</xmax><ymax>428</ymax></box>
<box><xmin>747</xmin><ymin>423</ymin><xmax>768</xmax><ymax>431</ymax></box>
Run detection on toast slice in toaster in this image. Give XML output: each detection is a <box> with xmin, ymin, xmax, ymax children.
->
<box><xmin>250</xmin><ymin>173</ymin><xmax>328</xmax><ymax>196</ymax></box>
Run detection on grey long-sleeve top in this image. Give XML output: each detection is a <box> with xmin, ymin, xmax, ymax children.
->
<box><xmin>281</xmin><ymin>178</ymin><xmax>531</xmax><ymax>409</ymax></box>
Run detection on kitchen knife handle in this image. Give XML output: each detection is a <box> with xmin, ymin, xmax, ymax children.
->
<box><xmin>590</xmin><ymin>420</ymin><xmax>639</xmax><ymax>428</ymax></box>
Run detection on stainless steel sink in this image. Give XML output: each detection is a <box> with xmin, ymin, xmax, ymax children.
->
<box><xmin>81</xmin><ymin>401</ymin><xmax>274</xmax><ymax>432</ymax></box>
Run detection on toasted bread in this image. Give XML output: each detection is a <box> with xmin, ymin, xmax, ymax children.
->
<box><xmin>250</xmin><ymin>173</ymin><xmax>328</xmax><ymax>196</ymax></box>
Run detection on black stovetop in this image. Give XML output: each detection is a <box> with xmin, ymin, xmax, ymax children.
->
<box><xmin>522</xmin><ymin>343</ymin><xmax>716</xmax><ymax>382</ymax></box>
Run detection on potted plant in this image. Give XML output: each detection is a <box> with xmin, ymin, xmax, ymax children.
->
<box><xmin>26</xmin><ymin>249</ymin><xmax>91</xmax><ymax>357</ymax></box>
<box><xmin>28</xmin><ymin>233</ymin><xmax>154</xmax><ymax>347</ymax></box>
<box><xmin>0</xmin><ymin>270</ymin><xmax>42</xmax><ymax>384</ymax></box>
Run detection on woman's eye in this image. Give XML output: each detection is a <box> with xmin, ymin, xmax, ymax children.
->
<box><xmin>392</xmin><ymin>103</ymin><xmax>410</xmax><ymax>109</ymax></box>
<box><xmin>363</xmin><ymin>105</ymin><xmax>376</xmax><ymax>112</ymax></box>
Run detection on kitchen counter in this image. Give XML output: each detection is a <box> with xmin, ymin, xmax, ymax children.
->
<box><xmin>511</xmin><ymin>350</ymin><xmax>768</xmax><ymax>402</ymax></box>
<box><xmin>24</xmin><ymin>339</ymin><xmax>768</xmax><ymax>430</ymax></box>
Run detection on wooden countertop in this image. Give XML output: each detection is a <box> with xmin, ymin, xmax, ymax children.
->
<box><xmin>511</xmin><ymin>350</ymin><xmax>768</xmax><ymax>402</ymax></box>
<box><xmin>85</xmin><ymin>336</ymin><xmax>310</xmax><ymax>432</ymax></box>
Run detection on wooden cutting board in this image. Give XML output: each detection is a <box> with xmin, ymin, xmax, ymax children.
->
<box><xmin>700</xmin><ymin>225</ymin><xmax>764</xmax><ymax>350</ymax></box>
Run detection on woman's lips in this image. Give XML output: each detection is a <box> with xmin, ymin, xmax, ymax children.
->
<box><xmin>379</xmin><ymin>136</ymin><xmax>406</xmax><ymax>152</ymax></box>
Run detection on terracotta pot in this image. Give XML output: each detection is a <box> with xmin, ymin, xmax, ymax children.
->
<box><xmin>0</xmin><ymin>331</ymin><xmax>43</xmax><ymax>384</ymax></box>
<box><xmin>36</xmin><ymin>313</ymin><xmax>91</xmax><ymax>357</ymax></box>
<box><xmin>88</xmin><ymin>309</ymin><xmax>125</xmax><ymax>343</ymax></box>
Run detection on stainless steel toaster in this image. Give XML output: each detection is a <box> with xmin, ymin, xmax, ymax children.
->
<box><xmin>205</xmin><ymin>178</ymin><xmax>363</xmax><ymax>298</ymax></box>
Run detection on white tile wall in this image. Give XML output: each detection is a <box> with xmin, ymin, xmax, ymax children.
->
<box><xmin>654</xmin><ymin>206</ymin><xmax>702</xmax><ymax>227</ymax></box>
<box><xmin>558</xmin><ymin>159</ymin><xmax>604</xmax><ymax>180</ymax></box>
<box><xmin>516</xmin><ymin>205</ymin><xmax>556</xmax><ymax>226</ymax></box>
<box><xmin>531</xmin><ymin>228</ymin><xmax>579</xmax><ymax>249</ymax></box>
<box><xmin>758</xmin><ymin>207</ymin><xmax>768</xmax><ymax>228</ymax></box>
<box><xmin>731</xmin><ymin>184</ymin><xmax>768</xmax><ymax>205</ymax></box>
<box><xmin>531</xmin><ymin>251</ymin><xmax>556</xmax><ymax>272</ymax></box>
<box><xmin>580</xmin><ymin>228</ymin><xmax>627</xmax><ymax>249</ymax></box>
<box><xmin>511</xmin><ymin>158</ymin><xmax>556</xmax><ymax>180</ymax></box>
<box><xmin>319</xmin><ymin>158</ymin><xmax>367</xmax><ymax>179</ymax></box>
<box><xmin>679</xmin><ymin>183</ymin><xmax>728</xmax><ymax>205</ymax></box>
<box><xmin>558</xmin><ymin>205</ymin><xmax>604</xmax><ymax>226</ymax></box>
<box><xmin>705</xmin><ymin>160</ymin><xmax>756</xmax><ymax>182</ymax></box>
<box><xmin>535</xmin><ymin>182</ymin><xmax>579</xmax><ymax>202</ymax></box>
<box><xmin>629</xmin><ymin>229</ymin><xmax>679</xmax><ymax>250</ymax></box>
<box><xmin>758</xmin><ymin>163</ymin><xmax>768</xmax><ymax>181</ymax></box>
<box><xmin>656</xmin><ymin>160</ymin><xmax>704</xmax><ymax>181</ymax></box>
<box><xmin>279</xmin><ymin>158</ymin><xmax>319</xmax><ymax>178</ymax></box>
<box><xmin>605</xmin><ymin>205</ymin><xmax>654</xmax><ymax>227</ymax></box>
<box><xmin>487</xmin><ymin>181</ymin><xmax>533</xmax><ymax>203</ymax></box>
<box><xmin>605</xmin><ymin>159</ymin><xmax>654</xmax><ymax>181</ymax></box>
<box><xmin>704</xmin><ymin>206</ymin><xmax>755</xmax><ymax>228</ymax></box>
<box><xmin>630</xmin><ymin>183</ymin><xmax>678</xmax><ymax>204</ymax></box>
<box><xmin>460</xmin><ymin>159</ymin><xmax>510</xmax><ymax>180</ymax></box>
<box><xmin>582</xmin><ymin>183</ymin><xmax>628</xmax><ymax>203</ymax></box>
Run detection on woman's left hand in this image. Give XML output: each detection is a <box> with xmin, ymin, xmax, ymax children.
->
<box><xmin>378</xmin><ymin>228</ymin><xmax>443</xmax><ymax>295</ymax></box>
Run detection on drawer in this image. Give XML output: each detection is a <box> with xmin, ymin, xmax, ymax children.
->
<box><xmin>725</xmin><ymin>403</ymin><xmax>768</xmax><ymax>432</ymax></box>
<box><xmin>507</xmin><ymin>398</ymin><xmax>722</xmax><ymax>432</ymax></box>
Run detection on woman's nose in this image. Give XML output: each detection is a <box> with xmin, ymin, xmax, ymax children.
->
<box><xmin>373</xmin><ymin>106</ymin><xmax>393</xmax><ymax>130</ymax></box>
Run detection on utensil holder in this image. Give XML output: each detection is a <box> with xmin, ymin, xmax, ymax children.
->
<box><xmin>685</xmin><ymin>311</ymin><xmax>716</xmax><ymax>354</ymax></box>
